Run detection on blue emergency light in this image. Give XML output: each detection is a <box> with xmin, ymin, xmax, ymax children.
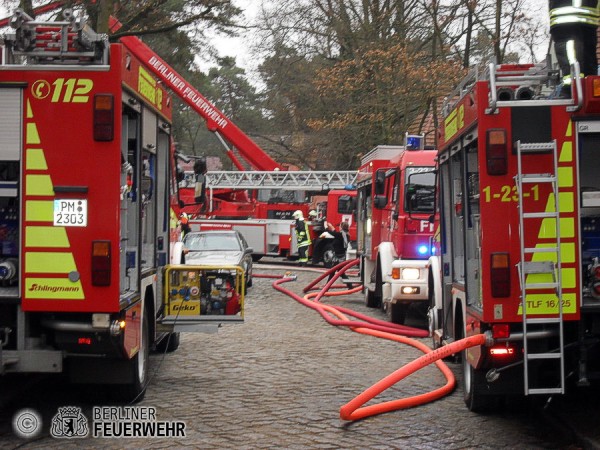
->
<box><xmin>418</xmin><ymin>245</ymin><xmax>429</xmax><ymax>255</ymax></box>
<box><xmin>406</xmin><ymin>135</ymin><xmax>424</xmax><ymax>150</ymax></box>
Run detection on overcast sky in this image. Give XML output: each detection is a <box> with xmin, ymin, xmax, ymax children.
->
<box><xmin>197</xmin><ymin>0</ymin><xmax>259</xmax><ymax>73</ymax></box>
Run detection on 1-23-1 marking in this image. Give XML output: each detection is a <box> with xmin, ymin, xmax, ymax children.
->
<box><xmin>482</xmin><ymin>185</ymin><xmax>539</xmax><ymax>203</ymax></box>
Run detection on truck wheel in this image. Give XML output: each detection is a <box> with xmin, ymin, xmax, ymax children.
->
<box><xmin>463</xmin><ymin>355</ymin><xmax>497</xmax><ymax>412</ymax></box>
<box><xmin>364</xmin><ymin>288</ymin><xmax>379</xmax><ymax>308</ymax></box>
<box><xmin>390</xmin><ymin>303</ymin><xmax>408</xmax><ymax>325</ymax></box>
<box><xmin>427</xmin><ymin>286</ymin><xmax>440</xmax><ymax>349</ymax></box>
<box><xmin>365</xmin><ymin>264</ymin><xmax>382</xmax><ymax>308</ymax></box>
<box><xmin>156</xmin><ymin>332</ymin><xmax>180</xmax><ymax>353</ymax></box>
<box><xmin>117</xmin><ymin>308</ymin><xmax>149</xmax><ymax>403</ymax></box>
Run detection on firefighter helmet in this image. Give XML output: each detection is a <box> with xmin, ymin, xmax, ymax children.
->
<box><xmin>292</xmin><ymin>210</ymin><xmax>304</xmax><ymax>220</ymax></box>
<box><xmin>308</xmin><ymin>210</ymin><xmax>317</xmax><ymax>218</ymax></box>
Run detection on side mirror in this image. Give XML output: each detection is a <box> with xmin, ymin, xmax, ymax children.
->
<box><xmin>245</xmin><ymin>247</ymin><xmax>254</xmax><ymax>254</ymax></box>
<box><xmin>374</xmin><ymin>194</ymin><xmax>388</xmax><ymax>209</ymax></box>
<box><xmin>374</xmin><ymin>170</ymin><xmax>386</xmax><ymax>195</ymax></box>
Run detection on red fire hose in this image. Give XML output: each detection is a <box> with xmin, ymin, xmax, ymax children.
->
<box><xmin>266</xmin><ymin>259</ymin><xmax>489</xmax><ymax>421</ymax></box>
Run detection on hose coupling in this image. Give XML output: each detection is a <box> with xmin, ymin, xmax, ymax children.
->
<box><xmin>483</xmin><ymin>330</ymin><xmax>495</xmax><ymax>347</ymax></box>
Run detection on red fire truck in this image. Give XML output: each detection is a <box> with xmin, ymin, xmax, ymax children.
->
<box><xmin>357</xmin><ymin>138</ymin><xmax>437</xmax><ymax>324</ymax></box>
<box><xmin>424</xmin><ymin>61</ymin><xmax>600</xmax><ymax>410</ymax></box>
<box><xmin>0</xmin><ymin>9</ymin><xmax>244</xmax><ymax>401</ymax></box>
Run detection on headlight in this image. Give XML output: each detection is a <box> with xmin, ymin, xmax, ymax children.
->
<box><xmin>401</xmin><ymin>268</ymin><xmax>420</xmax><ymax>280</ymax></box>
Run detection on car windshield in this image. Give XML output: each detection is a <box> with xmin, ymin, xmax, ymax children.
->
<box><xmin>185</xmin><ymin>234</ymin><xmax>241</xmax><ymax>252</ymax></box>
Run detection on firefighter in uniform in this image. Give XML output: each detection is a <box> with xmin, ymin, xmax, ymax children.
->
<box><xmin>549</xmin><ymin>0</ymin><xmax>600</xmax><ymax>97</ymax></box>
<box><xmin>179</xmin><ymin>212</ymin><xmax>191</xmax><ymax>237</ymax></box>
<box><xmin>292</xmin><ymin>210</ymin><xmax>311</xmax><ymax>266</ymax></box>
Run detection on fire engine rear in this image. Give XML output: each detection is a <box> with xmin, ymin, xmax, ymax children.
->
<box><xmin>427</xmin><ymin>61</ymin><xmax>600</xmax><ymax>410</ymax></box>
<box><xmin>0</xmin><ymin>9</ymin><xmax>244</xmax><ymax>401</ymax></box>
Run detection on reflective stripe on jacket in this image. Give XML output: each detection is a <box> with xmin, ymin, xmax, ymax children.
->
<box><xmin>550</xmin><ymin>1</ymin><xmax>600</xmax><ymax>27</ymax></box>
<box><xmin>295</xmin><ymin>220</ymin><xmax>312</xmax><ymax>247</ymax></box>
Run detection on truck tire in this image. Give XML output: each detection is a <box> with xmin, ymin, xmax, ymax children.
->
<box><xmin>365</xmin><ymin>263</ymin><xmax>382</xmax><ymax>308</ymax></box>
<box><xmin>364</xmin><ymin>288</ymin><xmax>379</xmax><ymax>308</ymax></box>
<box><xmin>116</xmin><ymin>308</ymin><xmax>149</xmax><ymax>403</ymax></box>
<box><xmin>390</xmin><ymin>303</ymin><xmax>408</xmax><ymax>325</ymax></box>
<box><xmin>462</xmin><ymin>354</ymin><xmax>497</xmax><ymax>412</ymax></box>
<box><xmin>156</xmin><ymin>332</ymin><xmax>180</xmax><ymax>353</ymax></box>
<box><xmin>427</xmin><ymin>285</ymin><xmax>440</xmax><ymax>349</ymax></box>
<box><xmin>460</xmin><ymin>323</ymin><xmax>497</xmax><ymax>412</ymax></box>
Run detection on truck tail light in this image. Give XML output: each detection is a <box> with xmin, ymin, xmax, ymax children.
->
<box><xmin>92</xmin><ymin>241</ymin><xmax>111</xmax><ymax>286</ymax></box>
<box><xmin>593</xmin><ymin>78</ymin><xmax>600</xmax><ymax>97</ymax></box>
<box><xmin>94</xmin><ymin>94</ymin><xmax>114</xmax><ymax>141</ymax></box>
<box><xmin>490</xmin><ymin>252</ymin><xmax>510</xmax><ymax>297</ymax></box>
<box><xmin>489</xmin><ymin>345</ymin><xmax>515</xmax><ymax>357</ymax></box>
<box><xmin>486</xmin><ymin>129</ymin><xmax>507</xmax><ymax>175</ymax></box>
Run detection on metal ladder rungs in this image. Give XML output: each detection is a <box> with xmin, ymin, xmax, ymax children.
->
<box><xmin>519</xmin><ymin>174</ymin><xmax>556</xmax><ymax>183</ymax></box>
<box><xmin>524</xmin><ymin>247</ymin><xmax>558</xmax><ymax>254</ymax></box>
<box><xmin>521</xmin><ymin>261</ymin><xmax>555</xmax><ymax>274</ymax></box>
<box><xmin>523</xmin><ymin>211</ymin><xmax>558</xmax><ymax>219</ymax></box>
<box><xmin>517</xmin><ymin>140</ymin><xmax>565</xmax><ymax>396</ymax></box>
<box><xmin>518</xmin><ymin>143</ymin><xmax>556</xmax><ymax>152</ymax></box>
<box><xmin>525</xmin><ymin>317</ymin><xmax>562</xmax><ymax>324</ymax></box>
<box><xmin>528</xmin><ymin>387</ymin><xmax>564</xmax><ymax>395</ymax></box>
<box><xmin>525</xmin><ymin>282</ymin><xmax>558</xmax><ymax>289</ymax></box>
<box><xmin>527</xmin><ymin>353</ymin><xmax>561</xmax><ymax>360</ymax></box>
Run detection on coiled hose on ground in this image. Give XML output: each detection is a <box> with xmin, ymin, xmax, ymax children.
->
<box><xmin>261</xmin><ymin>258</ymin><xmax>488</xmax><ymax>421</ymax></box>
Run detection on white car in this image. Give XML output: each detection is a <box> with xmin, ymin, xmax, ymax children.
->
<box><xmin>183</xmin><ymin>230</ymin><xmax>254</xmax><ymax>288</ymax></box>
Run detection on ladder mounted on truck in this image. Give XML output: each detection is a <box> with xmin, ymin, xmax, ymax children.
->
<box><xmin>515</xmin><ymin>140</ymin><xmax>566</xmax><ymax>395</ymax></box>
<box><xmin>202</xmin><ymin>170</ymin><xmax>358</xmax><ymax>191</ymax></box>
<box><xmin>1</xmin><ymin>8</ymin><xmax>108</xmax><ymax>65</ymax></box>
<box><xmin>442</xmin><ymin>60</ymin><xmax>583</xmax><ymax>118</ymax></box>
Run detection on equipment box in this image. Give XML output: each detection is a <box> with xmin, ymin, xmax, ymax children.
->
<box><xmin>160</xmin><ymin>265</ymin><xmax>244</xmax><ymax>333</ymax></box>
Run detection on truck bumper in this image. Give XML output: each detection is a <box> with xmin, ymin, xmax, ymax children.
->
<box><xmin>1</xmin><ymin>349</ymin><xmax>63</xmax><ymax>374</ymax></box>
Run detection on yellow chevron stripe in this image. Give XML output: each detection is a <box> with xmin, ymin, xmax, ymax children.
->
<box><xmin>26</xmin><ymin>149</ymin><xmax>48</xmax><ymax>170</ymax></box>
<box><xmin>25</xmin><ymin>226</ymin><xmax>70</xmax><ymax>248</ymax></box>
<box><xmin>557</xmin><ymin>166</ymin><xmax>573</xmax><ymax>187</ymax></box>
<box><xmin>25</xmin><ymin>200</ymin><xmax>53</xmax><ymax>222</ymax></box>
<box><xmin>25</xmin><ymin>252</ymin><xmax>76</xmax><ymax>273</ymax></box>
<box><xmin>531</xmin><ymin>243</ymin><xmax>575</xmax><ymax>263</ymax></box>
<box><xmin>559</xmin><ymin>140</ymin><xmax>572</xmax><ymax>162</ymax></box>
<box><xmin>26</xmin><ymin>123</ymin><xmax>40</xmax><ymax>145</ymax></box>
<box><xmin>538</xmin><ymin>218</ymin><xmax>575</xmax><ymax>239</ymax></box>
<box><xmin>26</xmin><ymin>174</ymin><xmax>54</xmax><ymax>196</ymax></box>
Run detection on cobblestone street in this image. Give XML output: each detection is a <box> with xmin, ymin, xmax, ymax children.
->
<box><xmin>0</xmin><ymin>264</ymin><xmax>596</xmax><ymax>449</ymax></box>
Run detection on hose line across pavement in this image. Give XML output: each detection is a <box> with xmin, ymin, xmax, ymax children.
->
<box><xmin>264</xmin><ymin>258</ymin><xmax>488</xmax><ymax>421</ymax></box>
